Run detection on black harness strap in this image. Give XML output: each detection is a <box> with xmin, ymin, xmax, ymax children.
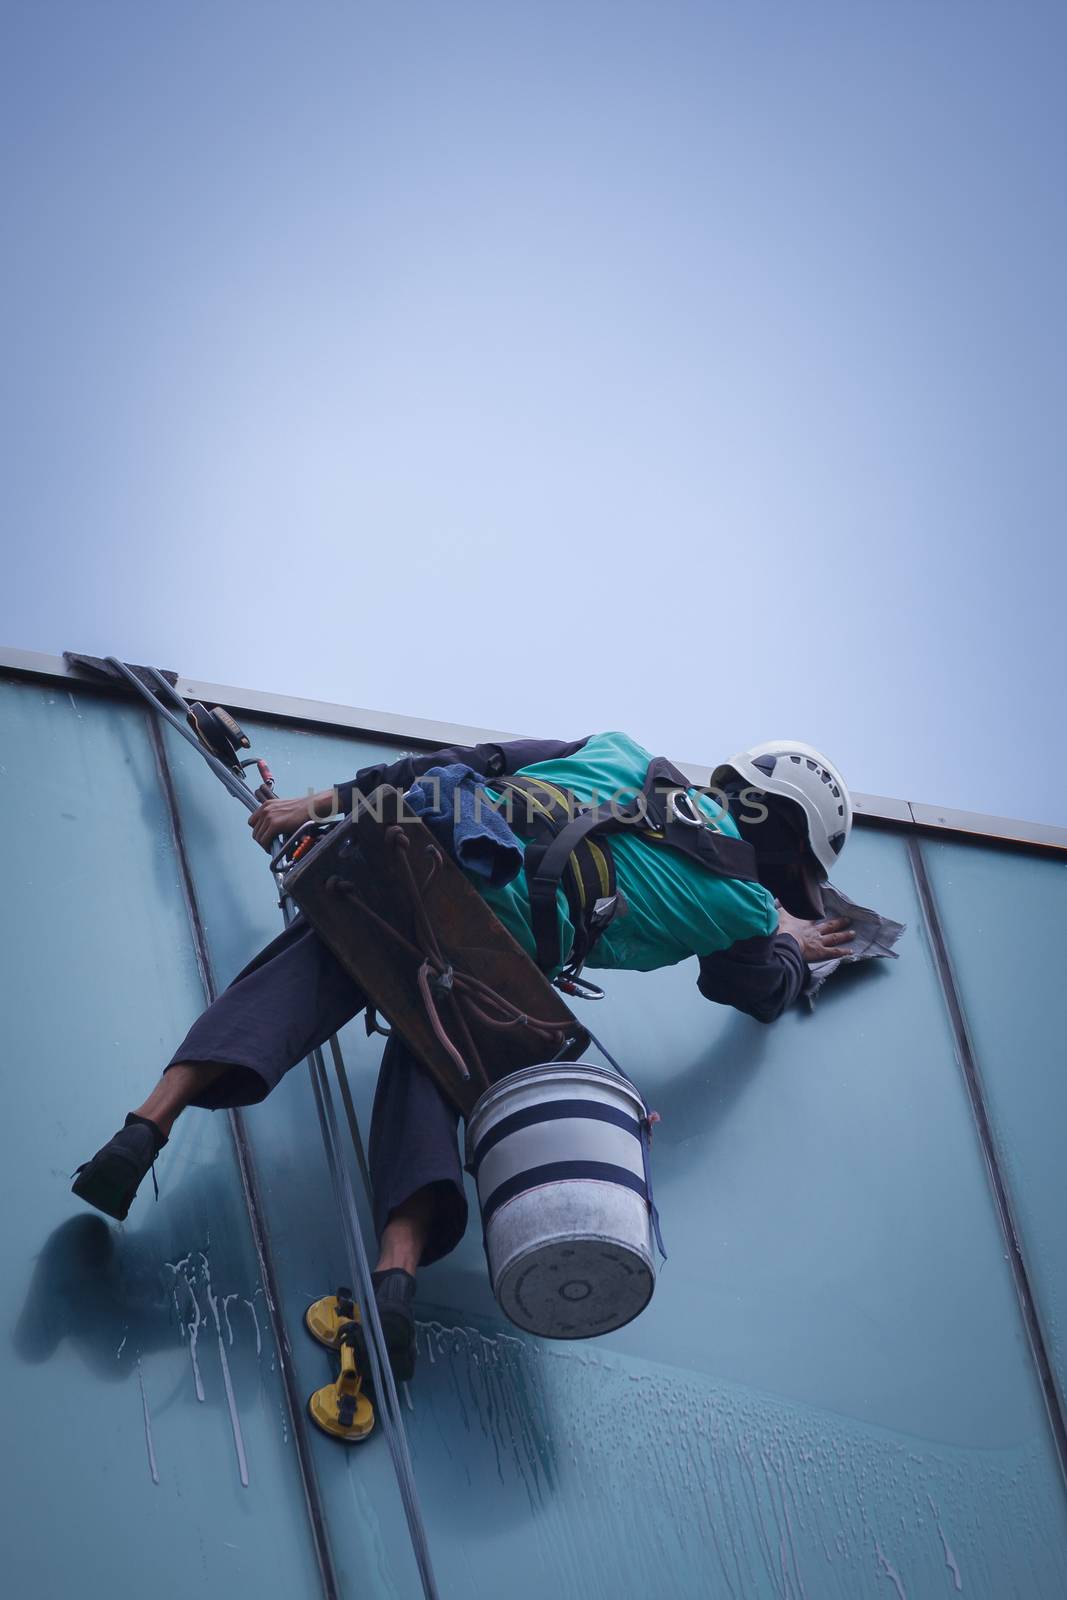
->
<box><xmin>491</xmin><ymin>758</ymin><xmax>760</xmax><ymax>976</ymax></box>
<box><xmin>640</xmin><ymin>757</ymin><xmax>758</xmax><ymax>880</ymax></box>
<box><xmin>526</xmin><ymin>802</ymin><xmax>622</xmax><ymax>971</ymax></box>
<box><xmin>496</xmin><ymin>776</ymin><xmax>620</xmax><ymax>972</ymax></box>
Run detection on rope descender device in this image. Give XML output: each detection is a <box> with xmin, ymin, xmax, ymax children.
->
<box><xmin>186</xmin><ymin>701</ymin><xmax>251</xmax><ymax>774</ymax></box>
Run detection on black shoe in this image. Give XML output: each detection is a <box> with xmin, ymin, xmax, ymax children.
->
<box><xmin>71</xmin><ymin>1114</ymin><xmax>168</xmax><ymax>1221</ymax></box>
<box><xmin>358</xmin><ymin>1269</ymin><xmax>417</xmax><ymax>1385</ymax></box>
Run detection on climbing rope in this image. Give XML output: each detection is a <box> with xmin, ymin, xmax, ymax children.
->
<box><xmin>276</xmin><ymin>887</ymin><xmax>442</xmax><ymax>1600</ymax></box>
<box><xmin>89</xmin><ymin>657</ymin><xmax>442</xmax><ymax>1600</ymax></box>
<box><xmin>304</xmin><ymin>1042</ymin><xmax>441</xmax><ymax>1599</ymax></box>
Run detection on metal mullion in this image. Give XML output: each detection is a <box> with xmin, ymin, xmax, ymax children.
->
<box><xmin>145</xmin><ymin>712</ymin><xmax>341</xmax><ymax>1600</ymax></box>
<box><xmin>908</xmin><ymin>835</ymin><xmax>1067</xmax><ymax>1500</ymax></box>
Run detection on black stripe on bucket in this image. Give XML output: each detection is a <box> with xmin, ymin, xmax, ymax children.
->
<box><xmin>470</xmin><ymin>1099</ymin><xmax>642</xmax><ymax>1176</ymax></box>
<box><xmin>480</xmin><ymin>1160</ymin><xmax>649</xmax><ymax>1228</ymax></box>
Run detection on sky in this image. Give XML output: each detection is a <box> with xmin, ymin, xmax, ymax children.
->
<box><xmin>2</xmin><ymin>1</ymin><xmax>1065</xmax><ymax>824</ymax></box>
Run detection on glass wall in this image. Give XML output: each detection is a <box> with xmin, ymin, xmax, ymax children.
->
<box><xmin>0</xmin><ymin>677</ymin><xmax>324</xmax><ymax>1597</ymax></box>
<box><xmin>3</xmin><ymin>666</ymin><xmax>1066</xmax><ymax>1598</ymax></box>
<box><xmin>923</xmin><ymin>838</ymin><xmax>1067</xmax><ymax>1414</ymax></box>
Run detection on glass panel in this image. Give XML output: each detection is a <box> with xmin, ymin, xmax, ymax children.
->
<box><xmin>0</xmin><ymin>678</ymin><xmax>323</xmax><ymax>1596</ymax></box>
<box><xmin>160</xmin><ymin>715</ymin><xmax>428</xmax><ymax>1598</ymax></box>
<box><xmin>412</xmin><ymin>825</ymin><xmax>1067</xmax><ymax>1598</ymax></box>
<box><xmin>163</xmin><ymin>712</ymin><xmax>1067</xmax><ymax>1598</ymax></box>
<box><xmin>923</xmin><ymin>836</ymin><xmax>1067</xmax><ymax>1409</ymax></box>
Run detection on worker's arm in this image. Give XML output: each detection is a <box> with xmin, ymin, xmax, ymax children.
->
<box><xmin>248</xmin><ymin>736</ymin><xmax>592</xmax><ymax>848</ymax></box>
<box><xmin>696</xmin><ymin>915</ymin><xmax>853</xmax><ymax>1024</ymax></box>
<box><xmin>333</xmin><ymin>734</ymin><xmax>591</xmax><ymax>814</ymax></box>
<box><xmin>696</xmin><ymin>934</ymin><xmax>808</xmax><ymax>1024</ymax></box>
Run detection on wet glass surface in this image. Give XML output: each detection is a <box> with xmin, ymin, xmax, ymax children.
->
<box><xmin>6</xmin><ymin>675</ymin><xmax>1067</xmax><ymax>1596</ymax></box>
<box><xmin>161</xmin><ymin>715</ymin><xmax>429</xmax><ymax>1598</ymax></box>
<box><xmin>162</xmin><ymin>711</ymin><xmax>1067</xmax><ymax>1598</ymax></box>
<box><xmin>923</xmin><ymin>837</ymin><xmax>1067</xmax><ymax>1411</ymax></box>
<box><xmin>0</xmin><ymin>680</ymin><xmax>322</xmax><ymax>1595</ymax></box>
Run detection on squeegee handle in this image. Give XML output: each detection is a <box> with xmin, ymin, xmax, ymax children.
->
<box><xmin>105</xmin><ymin>657</ymin><xmax>259</xmax><ymax>812</ymax></box>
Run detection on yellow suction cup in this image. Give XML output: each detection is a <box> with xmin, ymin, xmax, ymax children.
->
<box><xmin>305</xmin><ymin>1286</ymin><xmax>357</xmax><ymax>1349</ymax></box>
<box><xmin>308</xmin><ymin>1325</ymin><xmax>374</xmax><ymax>1443</ymax></box>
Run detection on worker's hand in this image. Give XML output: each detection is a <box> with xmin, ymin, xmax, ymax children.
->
<box><xmin>248</xmin><ymin>794</ymin><xmax>330</xmax><ymax>851</ymax></box>
<box><xmin>775</xmin><ymin>906</ymin><xmax>855</xmax><ymax>963</ymax></box>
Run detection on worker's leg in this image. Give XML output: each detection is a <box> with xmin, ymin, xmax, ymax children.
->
<box><xmin>73</xmin><ymin>918</ymin><xmax>368</xmax><ymax>1219</ymax></box>
<box><xmin>358</xmin><ymin>1036</ymin><xmax>468</xmax><ymax>1381</ymax></box>
<box><xmin>369</xmin><ymin>1033</ymin><xmax>468</xmax><ymax>1269</ymax></box>
<box><xmin>375</xmin><ymin>1184</ymin><xmax>445</xmax><ymax>1275</ymax></box>
<box><xmin>160</xmin><ymin>917</ymin><xmax>369</xmax><ymax>1111</ymax></box>
<box><xmin>130</xmin><ymin>1061</ymin><xmax>228</xmax><ymax>1138</ymax></box>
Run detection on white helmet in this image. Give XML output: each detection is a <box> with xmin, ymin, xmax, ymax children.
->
<box><xmin>711</xmin><ymin>740</ymin><xmax>852</xmax><ymax>877</ymax></box>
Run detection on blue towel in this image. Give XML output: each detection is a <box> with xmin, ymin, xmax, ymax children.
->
<box><xmin>404</xmin><ymin>764</ymin><xmax>524</xmax><ymax>888</ymax></box>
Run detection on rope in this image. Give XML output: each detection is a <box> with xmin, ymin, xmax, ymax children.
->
<box><xmin>582</xmin><ymin>1021</ymin><xmax>668</xmax><ymax>1262</ymax></box>
<box><xmin>303</xmin><ymin>1041</ymin><xmax>441</xmax><ymax>1599</ymax></box>
<box><xmin>101</xmin><ymin>655</ymin><xmax>441</xmax><ymax>1597</ymax></box>
<box><xmin>277</xmin><ymin>891</ymin><xmax>441</xmax><ymax>1600</ymax></box>
<box><xmin>581</xmin><ymin>1022</ymin><xmax>632</xmax><ymax>1080</ymax></box>
<box><xmin>326</xmin><ymin>1033</ymin><xmax>373</xmax><ymax>1207</ymax></box>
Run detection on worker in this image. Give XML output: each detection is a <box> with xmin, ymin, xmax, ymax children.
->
<box><xmin>73</xmin><ymin>730</ymin><xmax>855</xmax><ymax>1381</ymax></box>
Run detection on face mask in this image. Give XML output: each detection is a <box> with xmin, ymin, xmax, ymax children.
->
<box><xmin>723</xmin><ymin>786</ymin><xmax>826</xmax><ymax>919</ymax></box>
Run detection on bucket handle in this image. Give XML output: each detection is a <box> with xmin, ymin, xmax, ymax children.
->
<box><xmin>584</xmin><ymin>1024</ymin><xmax>667</xmax><ymax>1262</ymax></box>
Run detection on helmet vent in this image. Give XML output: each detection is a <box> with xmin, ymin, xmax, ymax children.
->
<box><xmin>732</xmin><ymin>741</ymin><xmax>850</xmax><ymax>866</ymax></box>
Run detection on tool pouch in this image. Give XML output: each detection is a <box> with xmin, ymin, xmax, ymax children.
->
<box><xmin>282</xmin><ymin>788</ymin><xmax>588</xmax><ymax>1117</ymax></box>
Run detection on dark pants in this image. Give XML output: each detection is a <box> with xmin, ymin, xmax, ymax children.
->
<box><xmin>166</xmin><ymin>918</ymin><xmax>468</xmax><ymax>1265</ymax></box>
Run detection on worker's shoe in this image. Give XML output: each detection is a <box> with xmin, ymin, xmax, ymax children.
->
<box><xmin>305</xmin><ymin>1271</ymin><xmax>417</xmax><ymax>1385</ymax></box>
<box><xmin>360</xmin><ymin>1269</ymin><xmax>418</xmax><ymax>1385</ymax></box>
<box><xmin>71</xmin><ymin>1114</ymin><xmax>168</xmax><ymax>1221</ymax></box>
<box><xmin>375</xmin><ymin>1268</ymin><xmax>418</xmax><ymax>1382</ymax></box>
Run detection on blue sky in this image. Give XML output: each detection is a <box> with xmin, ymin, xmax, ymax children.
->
<box><xmin>3</xmin><ymin>1</ymin><xmax>1064</xmax><ymax>823</ymax></box>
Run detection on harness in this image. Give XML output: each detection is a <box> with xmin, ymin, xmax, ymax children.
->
<box><xmin>489</xmin><ymin>756</ymin><xmax>760</xmax><ymax>976</ymax></box>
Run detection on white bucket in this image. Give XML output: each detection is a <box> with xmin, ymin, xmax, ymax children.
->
<box><xmin>465</xmin><ymin>1061</ymin><xmax>657</xmax><ymax>1339</ymax></box>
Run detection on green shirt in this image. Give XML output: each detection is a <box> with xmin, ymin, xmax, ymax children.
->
<box><xmin>474</xmin><ymin>730</ymin><xmax>778</xmax><ymax>975</ymax></box>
